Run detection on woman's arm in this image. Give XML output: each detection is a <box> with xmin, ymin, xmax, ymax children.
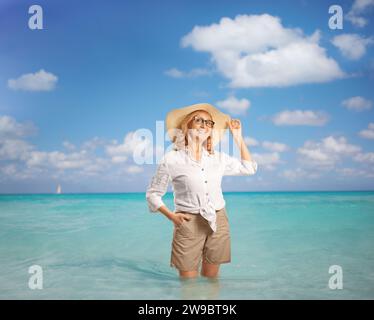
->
<box><xmin>158</xmin><ymin>205</ymin><xmax>175</xmax><ymax>221</ymax></box>
<box><xmin>220</xmin><ymin>118</ymin><xmax>257</xmax><ymax>176</ymax></box>
<box><xmin>228</xmin><ymin>118</ymin><xmax>253</xmax><ymax>162</ymax></box>
<box><xmin>146</xmin><ymin>157</ymin><xmax>171</xmax><ymax>213</ymax></box>
<box><xmin>145</xmin><ymin>157</ymin><xmax>191</xmax><ymax>225</ymax></box>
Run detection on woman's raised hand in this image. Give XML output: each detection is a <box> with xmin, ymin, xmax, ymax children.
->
<box><xmin>227</xmin><ymin>118</ymin><xmax>243</xmax><ymax>142</ymax></box>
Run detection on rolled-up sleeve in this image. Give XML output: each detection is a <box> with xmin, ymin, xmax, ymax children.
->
<box><xmin>222</xmin><ymin>152</ymin><xmax>258</xmax><ymax>176</ymax></box>
<box><xmin>146</xmin><ymin>157</ymin><xmax>171</xmax><ymax>212</ymax></box>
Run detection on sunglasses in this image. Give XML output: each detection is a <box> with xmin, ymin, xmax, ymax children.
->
<box><xmin>192</xmin><ymin>116</ymin><xmax>215</xmax><ymax>128</ymax></box>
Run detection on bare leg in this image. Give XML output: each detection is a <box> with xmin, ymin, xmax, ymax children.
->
<box><xmin>179</xmin><ymin>270</ymin><xmax>199</xmax><ymax>279</ymax></box>
<box><xmin>201</xmin><ymin>260</ymin><xmax>220</xmax><ymax>278</ymax></box>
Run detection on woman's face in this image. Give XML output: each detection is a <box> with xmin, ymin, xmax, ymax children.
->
<box><xmin>187</xmin><ymin>111</ymin><xmax>213</xmax><ymax>142</ymax></box>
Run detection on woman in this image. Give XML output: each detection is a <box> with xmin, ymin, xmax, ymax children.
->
<box><xmin>146</xmin><ymin>103</ymin><xmax>258</xmax><ymax>279</ymax></box>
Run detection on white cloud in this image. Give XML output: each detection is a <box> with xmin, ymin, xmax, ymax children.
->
<box><xmin>181</xmin><ymin>14</ymin><xmax>345</xmax><ymax>88</ymax></box>
<box><xmin>342</xmin><ymin>96</ymin><xmax>373</xmax><ymax>111</ymax></box>
<box><xmin>298</xmin><ymin>147</ymin><xmax>332</xmax><ymax>165</ymax></box>
<box><xmin>0</xmin><ymin>116</ymin><xmax>37</xmax><ymax>161</ymax></box>
<box><xmin>359</xmin><ymin>122</ymin><xmax>374</xmax><ymax>139</ymax></box>
<box><xmin>79</xmin><ymin>157</ymin><xmax>112</xmax><ymax>176</ymax></box>
<box><xmin>252</xmin><ymin>152</ymin><xmax>281</xmax><ymax>170</ymax></box>
<box><xmin>346</xmin><ymin>0</ymin><xmax>374</xmax><ymax>28</ymax></box>
<box><xmin>105</xmin><ymin>131</ymin><xmax>152</xmax><ymax>164</ymax></box>
<box><xmin>0</xmin><ymin>139</ymin><xmax>34</xmax><ymax>161</ymax></box>
<box><xmin>336</xmin><ymin>167</ymin><xmax>374</xmax><ymax>178</ymax></box>
<box><xmin>62</xmin><ymin>141</ymin><xmax>76</xmax><ymax>151</ymax></box>
<box><xmin>353</xmin><ymin>152</ymin><xmax>374</xmax><ymax>163</ymax></box>
<box><xmin>23</xmin><ymin>137</ymin><xmax>114</xmax><ymax>172</ymax></box>
<box><xmin>26</xmin><ymin>150</ymin><xmax>90</xmax><ymax>170</ymax></box>
<box><xmin>8</xmin><ymin>137</ymin><xmax>140</xmax><ymax>178</ymax></box>
<box><xmin>323</xmin><ymin>136</ymin><xmax>360</xmax><ymax>153</ymax></box>
<box><xmin>280</xmin><ymin>167</ymin><xmax>321</xmax><ymax>181</ymax></box>
<box><xmin>336</xmin><ymin>167</ymin><xmax>359</xmax><ymax>176</ymax></box>
<box><xmin>0</xmin><ymin>114</ymin><xmax>153</xmax><ymax>183</ymax></box>
<box><xmin>272</xmin><ymin>109</ymin><xmax>329</xmax><ymax>126</ymax></box>
<box><xmin>111</xmin><ymin>155</ymin><xmax>128</xmax><ymax>164</ymax></box>
<box><xmin>0</xmin><ymin>164</ymin><xmax>17</xmax><ymax>176</ymax></box>
<box><xmin>262</xmin><ymin>141</ymin><xmax>289</xmax><ymax>152</ymax></box>
<box><xmin>216</xmin><ymin>96</ymin><xmax>250</xmax><ymax>115</ymax></box>
<box><xmin>0</xmin><ymin>163</ymin><xmax>41</xmax><ymax>181</ymax></box>
<box><xmin>8</xmin><ymin>69</ymin><xmax>58</xmax><ymax>91</ymax></box>
<box><xmin>331</xmin><ymin>34</ymin><xmax>374</xmax><ymax>60</ymax></box>
<box><xmin>297</xmin><ymin>135</ymin><xmax>361</xmax><ymax>168</ymax></box>
<box><xmin>165</xmin><ymin>68</ymin><xmax>184</xmax><ymax>78</ymax></box>
<box><xmin>244</xmin><ymin>136</ymin><xmax>259</xmax><ymax>146</ymax></box>
<box><xmin>0</xmin><ymin>115</ymin><xmax>37</xmax><ymax>138</ymax></box>
<box><xmin>164</xmin><ymin>67</ymin><xmax>211</xmax><ymax>78</ymax></box>
<box><xmin>125</xmin><ymin>165</ymin><xmax>144</xmax><ymax>174</ymax></box>
<box><xmin>81</xmin><ymin>136</ymin><xmax>107</xmax><ymax>152</ymax></box>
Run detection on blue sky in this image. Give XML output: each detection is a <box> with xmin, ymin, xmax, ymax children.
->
<box><xmin>0</xmin><ymin>0</ymin><xmax>374</xmax><ymax>193</ymax></box>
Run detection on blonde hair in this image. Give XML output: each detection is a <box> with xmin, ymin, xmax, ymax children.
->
<box><xmin>172</xmin><ymin>109</ymin><xmax>215</xmax><ymax>154</ymax></box>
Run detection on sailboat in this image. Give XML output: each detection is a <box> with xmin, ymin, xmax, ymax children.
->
<box><xmin>56</xmin><ymin>184</ymin><xmax>62</xmax><ymax>194</ymax></box>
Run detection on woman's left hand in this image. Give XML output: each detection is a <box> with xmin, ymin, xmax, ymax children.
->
<box><xmin>228</xmin><ymin>118</ymin><xmax>243</xmax><ymax>142</ymax></box>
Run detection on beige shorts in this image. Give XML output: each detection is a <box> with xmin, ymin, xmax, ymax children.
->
<box><xmin>170</xmin><ymin>207</ymin><xmax>231</xmax><ymax>271</ymax></box>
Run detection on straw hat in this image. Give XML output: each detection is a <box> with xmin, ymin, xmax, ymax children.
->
<box><xmin>165</xmin><ymin>102</ymin><xmax>231</xmax><ymax>147</ymax></box>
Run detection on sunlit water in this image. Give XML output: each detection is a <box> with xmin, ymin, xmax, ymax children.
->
<box><xmin>0</xmin><ymin>191</ymin><xmax>373</xmax><ymax>299</ymax></box>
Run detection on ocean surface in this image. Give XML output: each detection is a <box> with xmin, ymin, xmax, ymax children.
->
<box><xmin>0</xmin><ymin>191</ymin><xmax>373</xmax><ymax>300</ymax></box>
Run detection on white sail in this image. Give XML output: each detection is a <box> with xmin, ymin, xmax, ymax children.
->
<box><xmin>56</xmin><ymin>184</ymin><xmax>62</xmax><ymax>194</ymax></box>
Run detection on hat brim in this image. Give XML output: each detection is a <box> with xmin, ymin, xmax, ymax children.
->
<box><xmin>166</xmin><ymin>103</ymin><xmax>231</xmax><ymax>147</ymax></box>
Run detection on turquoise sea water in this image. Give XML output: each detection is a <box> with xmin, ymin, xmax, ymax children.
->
<box><xmin>0</xmin><ymin>191</ymin><xmax>373</xmax><ymax>300</ymax></box>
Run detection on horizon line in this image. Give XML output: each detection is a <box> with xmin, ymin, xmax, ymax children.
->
<box><xmin>1</xmin><ymin>189</ymin><xmax>374</xmax><ymax>195</ymax></box>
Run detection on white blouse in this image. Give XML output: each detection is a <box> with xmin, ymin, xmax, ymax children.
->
<box><xmin>146</xmin><ymin>147</ymin><xmax>258</xmax><ymax>232</ymax></box>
